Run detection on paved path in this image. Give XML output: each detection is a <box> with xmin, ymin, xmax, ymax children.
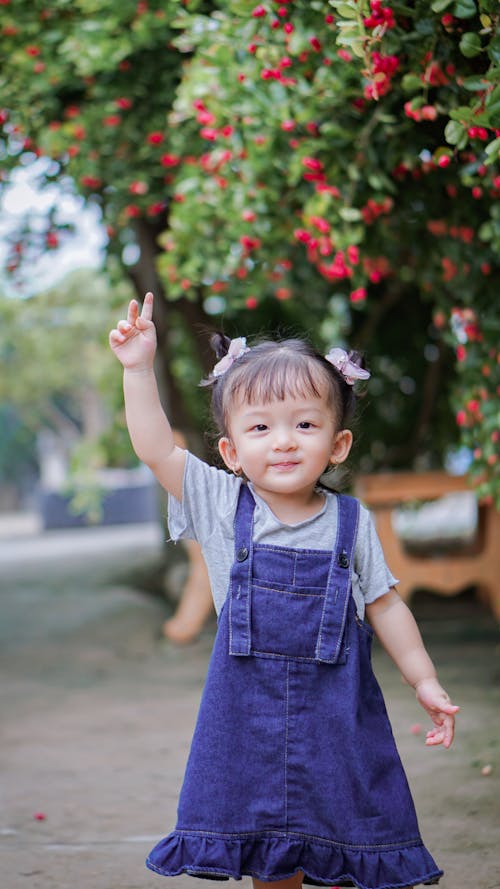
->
<box><xmin>1</xmin><ymin>519</ymin><xmax>499</xmax><ymax>889</ymax></box>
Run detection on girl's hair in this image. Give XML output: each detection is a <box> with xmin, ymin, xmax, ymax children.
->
<box><xmin>201</xmin><ymin>333</ymin><xmax>367</xmax><ymax>438</ymax></box>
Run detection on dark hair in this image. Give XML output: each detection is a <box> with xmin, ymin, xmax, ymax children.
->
<box><xmin>201</xmin><ymin>333</ymin><xmax>367</xmax><ymax>438</ymax></box>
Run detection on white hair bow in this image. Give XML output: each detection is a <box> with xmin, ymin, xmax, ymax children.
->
<box><xmin>325</xmin><ymin>348</ymin><xmax>370</xmax><ymax>385</ymax></box>
<box><xmin>212</xmin><ymin>337</ymin><xmax>250</xmax><ymax>377</ymax></box>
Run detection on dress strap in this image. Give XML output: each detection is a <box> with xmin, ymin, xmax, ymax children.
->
<box><xmin>315</xmin><ymin>493</ymin><xmax>360</xmax><ymax>664</ymax></box>
<box><xmin>228</xmin><ymin>484</ymin><xmax>255</xmax><ymax>656</ymax></box>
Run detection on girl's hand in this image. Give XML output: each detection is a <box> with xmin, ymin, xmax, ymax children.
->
<box><xmin>109</xmin><ymin>292</ymin><xmax>157</xmax><ymax>371</ymax></box>
<box><xmin>415</xmin><ymin>677</ymin><xmax>460</xmax><ymax>749</ymax></box>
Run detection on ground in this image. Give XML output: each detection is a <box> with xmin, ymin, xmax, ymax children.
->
<box><xmin>0</xmin><ymin>521</ymin><xmax>499</xmax><ymax>889</ymax></box>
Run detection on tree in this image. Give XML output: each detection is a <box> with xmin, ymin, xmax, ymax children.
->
<box><xmin>0</xmin><ymin>269</ymin><xmax>135</xmax><ymax>508</ymax></box>
<box><xmin>1</xmin><ymin>1</ymin><xmax>498</xmax><ymax>502</ymax></box>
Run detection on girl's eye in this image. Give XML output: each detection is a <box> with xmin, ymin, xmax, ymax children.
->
<box><xmin>252</xmin><ymin>424</ymin><xmax>268</xmax><ymax>432</ymax></box>
<box><xmin>298</xmin><ymin>421</ymin><xmax>314</xmax><ymax>429</ymax></box>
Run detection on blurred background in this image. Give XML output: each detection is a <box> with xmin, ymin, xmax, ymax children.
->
<box><xmin>0</xmin><ymin>5</ymin><xmax>499</xmax><ymax>888</ymax></box>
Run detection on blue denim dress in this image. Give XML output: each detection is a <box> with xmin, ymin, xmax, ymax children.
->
<box><xmin>147</xmin><ymin>486</ymin><xmax>442</xmax><ymax>888</ymax></box>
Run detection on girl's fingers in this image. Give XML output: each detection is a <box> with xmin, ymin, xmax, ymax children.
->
<box><xmin>141</xmin><ymin>291</ymin><xmax>154</xmax><ymax>321</ymax></box>
<box><xmin>109</xmin><ymin>329</ymin><xmax>124</xmax><ymax>347</ymax></box>
<box><xmin>127</xmin><ymin>299</ymin><xmax>139</xmax><ymax>325</ymax></box>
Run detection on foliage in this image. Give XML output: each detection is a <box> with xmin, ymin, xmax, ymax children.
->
<box><xmin>0</xmin><ymin>269</ymin><xmax>136</xmax><ymax>479</ymax></box>
<box><xmin>0</xmin><ymin>0</ymin><xmax>498</xmax><ymax>503</ymax></box>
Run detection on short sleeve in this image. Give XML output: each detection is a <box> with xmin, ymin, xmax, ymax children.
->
<box><xmin>354</xmin><ymin>505</ymin><xmax>399</xmax><ymax>605</ymax></box>
<box><xmin>167</xmin><ymin>451</ymin><xmax>241</xmax><ymax>546</ymax></box>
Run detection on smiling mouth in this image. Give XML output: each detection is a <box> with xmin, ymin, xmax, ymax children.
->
<box><xmin>271</xmin><ymin>461</ymin><xmax>299</xmax><ymax>470</ymax></box>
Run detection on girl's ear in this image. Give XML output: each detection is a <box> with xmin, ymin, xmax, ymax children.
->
<box><xmin>218</xmin><ymin>437</ymin><xmax>241</xmax><ymax>474</ymax></box>
<box><xmin>330</xmin><ymin>429</ymin><xmax>353</xmax><ymax>466</ymax></box>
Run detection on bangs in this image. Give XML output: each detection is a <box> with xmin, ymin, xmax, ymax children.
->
<box><xmin>227</xmin><ymin>350</ymin><xmax>329</xmax><ymax>410</ymax></box>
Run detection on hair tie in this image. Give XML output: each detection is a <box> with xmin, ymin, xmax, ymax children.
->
<box><xmin>325</xmin><ymin>347</ymin><xmax>370</xmax><ymax>385</ymax></box>
<box><xmin>212</xmin><ymin>337</ymin><xmax>250</xmax><ymax>377</ymax></box>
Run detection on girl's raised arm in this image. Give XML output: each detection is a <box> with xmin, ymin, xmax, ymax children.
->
<box><xmin>109</xmin><ymin>292</ymin><xmax>186</xmax><ymax>500</ymax></box>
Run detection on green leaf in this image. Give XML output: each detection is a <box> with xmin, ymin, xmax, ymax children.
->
<box><xmin>488</xmin><ymin>34</ymin><xmax>500</xmax><ymax>64</ymax></box>
<box><xmin>333</xmin><ymin>2</ymin><xmax>360</xmax><ymax>18</ymax></box>
<box><xmin>459</xmin><ymin>32</ymin><xmax>482</xmax><ymax>57</ymax></box>
<box><xmin>401</xmin><ymin>73</ymin><xmax>423</xmax><ymax>93</ymax></box>
<box><xmin>461</xmin><ymin>75</ymin><xmax>490</xmax><ymax>91</ymax></box>
<box><xmin>485</xmin><ymin>136</ymin><xmax>500</xmax><ymax>156</ymax></box>
<box><xmin>453</xmin><ymin>0</ymin><xmax>477</xmax><ymax>17</ymax></box>
<box><xmin>445</xmin><ymin>119</ymin><xmax>466</xmax><ymax>144</ymax></box>
<box><xmin>431</xmin><ymin>0</ymin><xmax>453</xmax><ymax>11</ymax></box>
<box><xmin>339</xmin><ymin>206</ymin><xmax>362</xmax><ymax>222</ymax></box>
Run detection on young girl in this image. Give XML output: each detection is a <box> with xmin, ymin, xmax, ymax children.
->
<box><xmin>110</xmin><ymin>292</ymin><xmax>459</xmax><ymax>889</ymax></box>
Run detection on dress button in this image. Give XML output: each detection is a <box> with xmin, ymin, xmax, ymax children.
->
<box><xmin>236</xmin><ymin>546</ymin><xmax>249</xmax><ymax>562</ymax></box>
<box><xmin>338</xmin><ymin>551</ymin><xmax>349</xmax><ymax>569</ymax></box>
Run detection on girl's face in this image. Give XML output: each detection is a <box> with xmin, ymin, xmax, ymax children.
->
<box><xmin>218</xmin><ymin>389</ymin><xmax>352</xmax><ymax>508</ymax></box>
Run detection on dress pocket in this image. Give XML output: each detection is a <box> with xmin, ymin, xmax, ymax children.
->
<box><xmin>251</xmin><ymin>584</ymin><xmax>347</xmax><ymax>663</ymax></box>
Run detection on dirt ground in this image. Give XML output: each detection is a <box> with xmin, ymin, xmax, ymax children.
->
<box><xmin>0</xmin><ymin>523</ymin><xmax>499</xmax><ymax>889</ymax></box>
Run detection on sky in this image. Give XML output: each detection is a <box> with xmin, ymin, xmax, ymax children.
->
<box><xmin>0</xmin><ymin>159</ymin><xmax>106</xmax><ymax>297</ymax></box>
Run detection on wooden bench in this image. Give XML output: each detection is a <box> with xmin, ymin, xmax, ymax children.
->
<box><xmin>354</xmin><ymin>471</ymin><xmax>500</xmax><ymax>620</ymax></box>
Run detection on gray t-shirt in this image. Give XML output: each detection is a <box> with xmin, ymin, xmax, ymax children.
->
<box><xmin>168</xmin><ymin>452</ymin><xmax>398</xmax><ymax>619</ymax></box>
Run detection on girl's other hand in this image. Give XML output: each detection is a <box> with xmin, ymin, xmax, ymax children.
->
<box><xmin>415</xmin><ymin>677</ymin><xmax>460</xmax><ymax>749</ymax></box>
<box><xmin>109</xmin><ymin>291</ymin><xmax>157</xmax><ymax>371</ymax></box>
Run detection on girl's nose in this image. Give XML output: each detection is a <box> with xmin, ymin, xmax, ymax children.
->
<box><xmin>272</xmin><ymin>428</ymin><xmax>296</xmax><ymax>450</ymax></box>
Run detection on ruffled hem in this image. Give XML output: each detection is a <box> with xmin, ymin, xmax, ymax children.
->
<box><xmin>146</xmin><ymin>830</ymin><xmax>442</xmax><ymax>888</ymax></box>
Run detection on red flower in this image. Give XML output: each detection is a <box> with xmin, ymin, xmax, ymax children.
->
<box><xmin>147</xmin><ymin>202</ymin><xmax>165</xmax><ymax>216</ymax></box>
<box><xmin>25</xmin><ymin>45</ymin><xmax>41</xmax><ymax>56</ymax></box>
<box><xmin>240</xmin><ymin>235</ymin><xmax>261</xmax><ymax>254</ymax></box>
<box><xmin>160</xmin><ymin>153</ymin><xmax>180</xmax><ymax>167</ymax></box>
<box><xmin>197</xmin><ymin>109</ymin><xmax>216</xmax><ymax>125</ymax></box>
<box><xmin>437</xmin><ymin>155</ymin><xmax>451</xmax><ymax>168</ymax></box>
<box><xmin>302</xmin><ymin>156</ymin><xmax>323</xmax><ymax>172</ymax></box>
<box><xmin>252</xmin><ymin>4</ymin><xmax>266</xmax><ymax>17</ymax></box>
<box><xmin>80</xmin><ymin>175</ymin><xmax>102</xmax><ymax>189</ymax></box>
<box><xmin>103</xmin><ymin>115</ymin><xmax>121</xmax><ymax>127</ymax></box>
<box><xmin>350</xmin><ymin>288</ymin><xmax>367</xmax><ymax>303</ymax></box>
<box><xmin>200</xmin><ymin>127</ymin><xmax>218</xmax><ymax>141</ymax></box>
<box><xmin>347</xmin><ymin>245</ymin><xmax>359</xmax><ymax>265</ymax></box>
<box><xmin>275</xmin><ymin>287</ymin><xmax>291</xmax><ymax>301</ymax></box>
<box><xmin>294</xmin><ymin>229</ymin><xmax>312</xmax><ymax>243</ymax></box>
<box><xmin>147</xmin><ymin>131</ymin><xmax>164</xmax><ymax>145</ymax></box>
<box><xmin>310</xmin><ymin>215</ymin><xmax>330</xmax><ymax>234</ymax></box>
<box><xmin>129</xmin><ymin>180</ymin><xmax>148</xmax><ymax>195</ymax></box>
<box><xmin>116</xmin><ymin>97</ymin><xmax>133</xmax><ymax>110</ymax></box>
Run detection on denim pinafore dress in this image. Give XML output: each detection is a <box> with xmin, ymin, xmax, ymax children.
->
<box><xmin>147</xmin><ymin>486</ymin><xmax>442</xmax><ymax>889</ymax></box>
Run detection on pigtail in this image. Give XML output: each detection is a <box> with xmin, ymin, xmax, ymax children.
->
<box><xmin>347</xmin><ymin>350</ymin><xmax>366</xmax><ymax>372</ymax></box>
<box><xmin>211</xmin><ymin>332</ymin><xmax>232</xmax><ymax>361</ymax></box>
<box><xmin>199</xmin><ymin>332</ymin><xmax>232</xmax><ymax>388</ymax></box>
